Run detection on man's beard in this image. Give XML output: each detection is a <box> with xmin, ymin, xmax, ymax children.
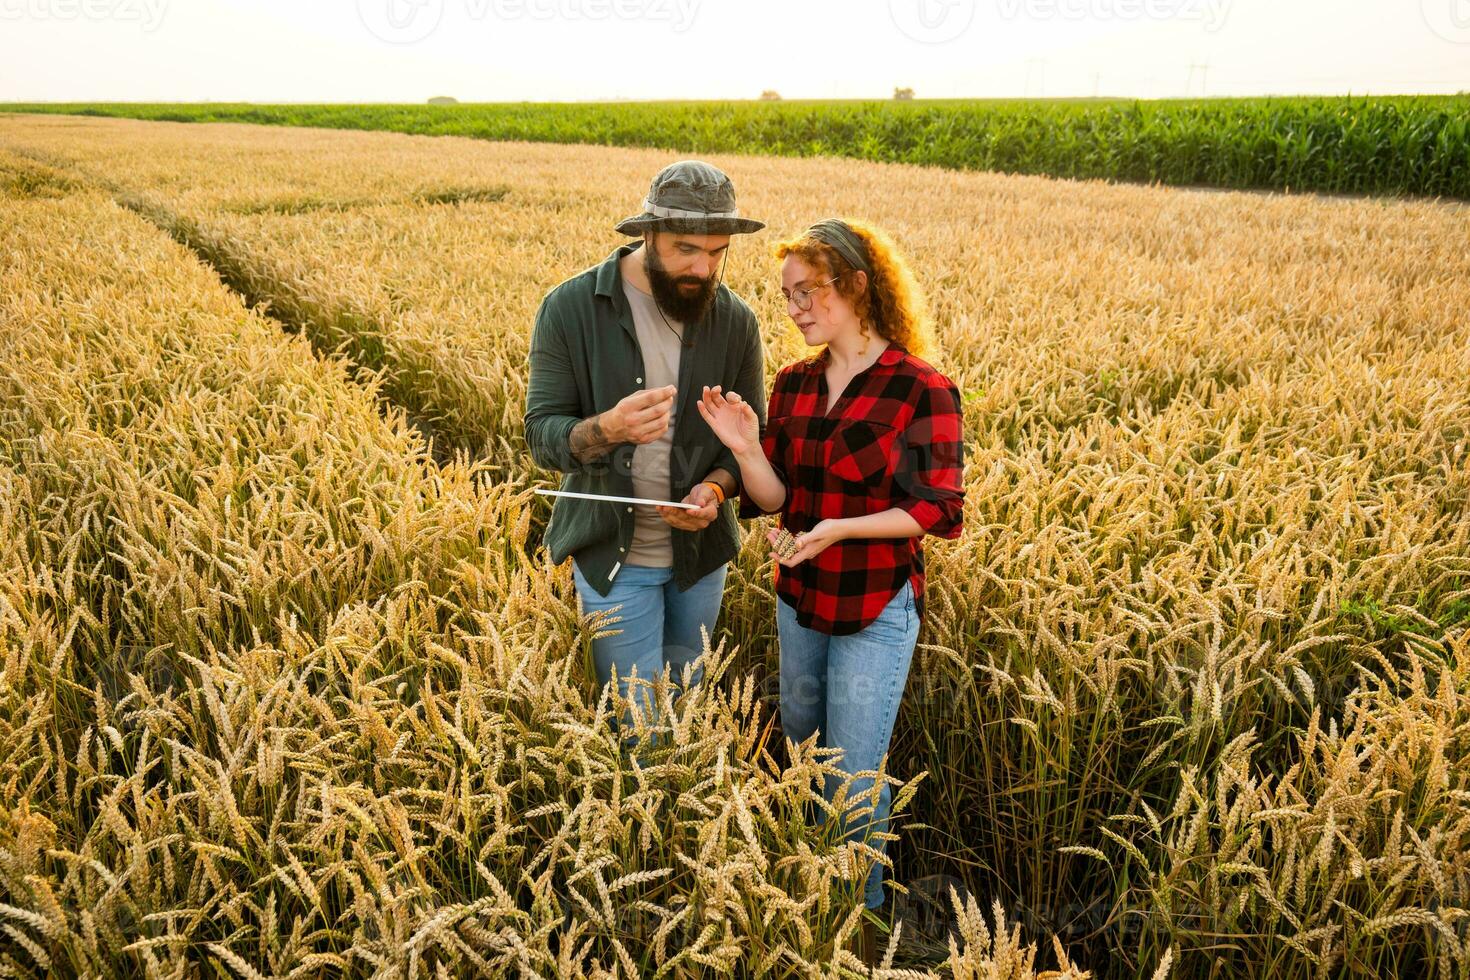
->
<box><xmin>645</xmin><ymin>245</ymin><xmax>718</xmax><ymax>325</ymax></box>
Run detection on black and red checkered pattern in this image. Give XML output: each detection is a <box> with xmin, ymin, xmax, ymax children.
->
<box><xmin>740</xmin><ymin>343</ymin><xmax>965</xmax><ymax>635</ymax></box>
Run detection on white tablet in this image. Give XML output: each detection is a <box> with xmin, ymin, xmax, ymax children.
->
<box><xmin>533</xmin><ymin>488</ymin><xmax>700</xmax><ymax>510</ymax></box>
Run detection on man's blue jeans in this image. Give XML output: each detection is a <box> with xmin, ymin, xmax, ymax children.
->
<box><xmin>777</xmin><ymin>579</ymin><xmax>919</xmax><ymax>911</ymax></box>
<box><xmin>572</xmin><ymin>559</ymin><xmax>728</xmax><ymax>742</ymax></box>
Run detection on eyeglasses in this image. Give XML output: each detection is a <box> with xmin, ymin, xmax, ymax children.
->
<box><xmin>784</xmin><ymin>275</ymin><xmax>840</xmax><ymax>312</ymax></box>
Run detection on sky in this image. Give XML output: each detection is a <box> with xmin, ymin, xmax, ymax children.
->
<box><xmin>1</xmin><ymin>0</ymin><xmax>1468</xmax><ymax>102</ymax></box>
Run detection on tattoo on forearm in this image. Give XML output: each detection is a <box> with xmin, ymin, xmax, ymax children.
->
<box><xmin>569</xmin><ymin>413</ymin><xmax>616</xmax><ymax>463</ymax></box>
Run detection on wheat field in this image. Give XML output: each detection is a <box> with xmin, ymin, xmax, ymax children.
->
<box><xmin>2</xmin><ymin>113</ymin><xmax>1469</xmax><ymax>978</ymax></box>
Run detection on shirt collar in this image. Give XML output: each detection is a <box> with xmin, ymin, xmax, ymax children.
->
<box><xmin>594</xmin><ymin>240</ymin><xmax>644</xmax><ymax>299</ymax></box>
<box><xmin>807</xmin><ymin>341</ymin><xmax>907</xmax><ymax>373</ymax></box>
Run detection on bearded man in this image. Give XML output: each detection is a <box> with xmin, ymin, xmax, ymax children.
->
<box><xmin>524</xmin><ymin>160</ymin><xmax>767</xmax><ymax>736</ymax></box>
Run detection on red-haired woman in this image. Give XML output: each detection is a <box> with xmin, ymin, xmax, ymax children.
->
<box><xmin>697</xmin><ymin>218</ymin><xmax>965</xmax><ymax>957</ymax></box>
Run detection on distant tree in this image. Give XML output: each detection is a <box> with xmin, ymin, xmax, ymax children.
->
<box><xmin>760</xmin><ymin>90</ymin><xmax>782</xmax><ymax>101</ymax></box>
<box><xmin>428</xmin><ymin>96</ymin><xmax>459</xmax><ymax>106</ymax></box>
<box><xmin>893</xmin><ymin>87</ymin><xmax>915</xmax><ymax>101</ymax></box>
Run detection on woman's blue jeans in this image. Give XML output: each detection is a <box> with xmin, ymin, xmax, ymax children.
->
<box><xmin>572</xmin><ymin>559</ymin><xmax>728</xmax><ymax>743</ymax></box>
<box><xmin>777</xmin><ymin>580</ymin><xmax>919</xmax><ymax>910</ymax></box>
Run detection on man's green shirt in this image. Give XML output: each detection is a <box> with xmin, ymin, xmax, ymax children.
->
<box><xmin>524</xmin><ymin>241</ymin><xmax>767</xmax><ymax>596</ymax></box>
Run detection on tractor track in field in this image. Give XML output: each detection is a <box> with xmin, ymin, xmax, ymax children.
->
<box><xmin>4</xmin><ymin>143</ymin><xmax>464</xmax><ymax>467</ymax></box>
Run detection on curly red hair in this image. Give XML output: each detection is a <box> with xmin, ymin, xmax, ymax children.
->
<box><xmin>773</xmin><ymin>218</ymin><xmax>934</xmax><ymax>360</ymax></box>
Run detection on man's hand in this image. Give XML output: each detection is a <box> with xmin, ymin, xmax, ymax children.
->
<box><xmin>602</xmin><ymin>385</ymin><xmax>677</xmax><ymax>444</ymax></box>
<box><xmin>657</xmin><ymin>482</ymin><xmax>719</xmax><ymax>531</ymax></box>
<box><xmin>569</xmin><ymin>385</ymin><xmax>676</xmax><ymax>463</ymax></box>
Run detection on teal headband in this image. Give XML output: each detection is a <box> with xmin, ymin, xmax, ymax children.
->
<box><xmin>806</xmin><ymin>219</ymin><xmax>872</xmax><ymax>275</ymax></box>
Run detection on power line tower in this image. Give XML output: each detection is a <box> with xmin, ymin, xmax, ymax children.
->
<box><xmin>1186</xmin><ymin>62</ymin><xmax>1211</xmax><ymax>97</ymax></box>
<box><xmin>1025</xmin><ymin>59</ymin><xmax>1045</xmax><ymax>98</ymax></box>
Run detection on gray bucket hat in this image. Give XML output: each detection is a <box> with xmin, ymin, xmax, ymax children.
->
<box><xmin>614</xmin><ymin>160</ymin><xmax>765</xmax><ymax>236</ymax></box>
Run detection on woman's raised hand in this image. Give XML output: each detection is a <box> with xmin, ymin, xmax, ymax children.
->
<box><xmin>696</xmin><ymin>385</ymin><xmax>759</xmax><ymax>457</ymax></box>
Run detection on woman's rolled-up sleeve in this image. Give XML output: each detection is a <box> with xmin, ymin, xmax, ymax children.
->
<box><xmin>894</xmin><ymin>374</ymin><xmax>965</xmax><ymax>538</ymax></box>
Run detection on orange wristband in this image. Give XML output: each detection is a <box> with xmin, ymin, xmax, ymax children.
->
<box><xmin>701</xmin><ymin>480</ymin><xmax>726</xmax><ymax>505</ymax></box>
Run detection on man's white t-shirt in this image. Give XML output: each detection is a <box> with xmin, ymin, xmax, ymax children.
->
<box><xmin>621</xmin><ymin>275</ymin><xmax>684</xmax><ymax>568</ymax></box>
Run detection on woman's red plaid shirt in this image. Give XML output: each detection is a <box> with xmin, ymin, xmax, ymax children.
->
<box><xmin>739</xmin><ymin>343</ymin><xmax>965</xmax><ymax>635</ymax></box>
